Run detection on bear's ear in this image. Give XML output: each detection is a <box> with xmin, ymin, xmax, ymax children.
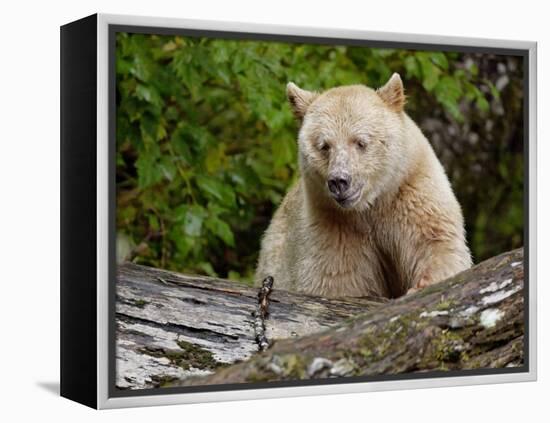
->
<box><xmin>377</xmin><ymin>73</ymin><xmax>406</xmax><ymax>112</ymax></box>
<box><xmin>286</xmin><ymin>82</ymin><xmax>318</xmax><ymax>119</ymax></box>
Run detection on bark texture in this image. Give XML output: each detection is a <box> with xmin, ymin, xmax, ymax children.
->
<box><xmin>116</xmin><ymin>264</ymin><xmax>383</xmax><ymax>389</ymax></box>
<box><xmin>116</xmin><ymin>248</ymin><xmax>524</xmax><ymax>390</ymax></box>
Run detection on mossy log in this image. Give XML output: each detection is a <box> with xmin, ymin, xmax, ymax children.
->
<box><xmin>116</xmin><ymin>263</ymin><xmax>384</xmax><ymax>389</ymax></box>
<box><xmin>116</xmin><ymin>248</ymin><xmax>524</xmax><ymax>390</ymax></box>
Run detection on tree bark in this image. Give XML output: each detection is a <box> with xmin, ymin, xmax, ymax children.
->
<box><xmin>116</xmin><ymin>263</ymin><xmax>384</xmax><ymax>389</ymax></box>
<box><xmin>116</xmin><ymin>248</ymin><xmax>524</xmax><ymax>390</ymax></box>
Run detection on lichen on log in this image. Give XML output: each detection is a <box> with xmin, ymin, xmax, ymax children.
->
<box><xmin>116</xmin><ymin>248</ymin><xmax>524</xmax><ymax>390</ymax></box>
<box><xmin>180</xmin><ymin>248</ymin><xmax>525</xmax><ymax>386</ymax></box>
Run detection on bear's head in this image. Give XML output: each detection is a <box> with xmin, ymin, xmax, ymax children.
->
<box><xmin>287</xmin><ymin>73</ymin><xmax>410</xmax><ymax>211</ymax></box>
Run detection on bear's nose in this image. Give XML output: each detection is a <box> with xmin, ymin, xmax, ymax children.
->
<box><xmin>327</xmin><ymin>174</ymin><xmax>351</xmax><ymax>196</ymax></box>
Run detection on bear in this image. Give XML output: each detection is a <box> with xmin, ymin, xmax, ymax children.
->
<box><xmin>254</xmin><ymin>73</ymin><xmax>472</xmax><ymax>299</ymax></box>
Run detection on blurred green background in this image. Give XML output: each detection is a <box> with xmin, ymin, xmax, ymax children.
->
<box><xmin>115</xmin><ymin>32</ymin><xmax>524</xmax><ymax>284</ymax></box>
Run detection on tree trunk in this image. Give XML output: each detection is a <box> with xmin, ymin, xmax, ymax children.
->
<box><xmin>116</xmin><ymin>248</ymin><xmax>524</xmax><ymax>390</ymax></box>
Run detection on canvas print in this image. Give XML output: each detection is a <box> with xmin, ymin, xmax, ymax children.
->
<box><xmin>114</xmin><ymin>31</ymin><xmax>525</xmax><ymax>391</ymax></box>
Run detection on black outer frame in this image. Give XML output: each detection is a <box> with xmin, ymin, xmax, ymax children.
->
<box><xmin>60</xmin><ymin>13</ymin><xmax>532</xmax><ymax>409</ymax></box>
<box><xmin>60</xmin><ymin>14</ymin><xmax>98</xmax><ymax>409</ymax></box>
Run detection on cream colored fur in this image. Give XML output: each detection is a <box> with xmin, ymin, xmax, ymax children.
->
<box><xmin>255</xmin><ymin>74</ymin><xmax>472</xmax><ymax>298</ymax></box>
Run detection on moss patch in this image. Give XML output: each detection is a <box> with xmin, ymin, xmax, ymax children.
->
<box><xmin>245</xmin><ymin>353</ymin><xmax>308</xmax><ymax>383</ymax></box>
<box><xmin>150</xmin><ymin>374</ymin><xmax>179</xmax><ymax>388</ymax></box>
<box><xmin>133</xmin><ymin>298</ymin><xmax>148</xmax><ymax>308</ymax></box>
<box><xmin>140</xmin><ymin>340</ymin><xmax>224</xmax><ymax>371</ymax></box>
<box><xmin>174</xmin><ymin>339</ymin><xmax>222</xmax><ymax>370</ymax></box>
<box><xmin>435</xmin><ymin>298</ymin><xmax>456</xmax><ymax>311</ymax></box>
<box><xmin>279</xmin><ymin>354</ymin><xmax>307</xmax><ymax>379</ymax></box>
<box><xmin>419</xmin><ymin>328</ymin><xmax>468</xmax><ymax>369</ymax></box>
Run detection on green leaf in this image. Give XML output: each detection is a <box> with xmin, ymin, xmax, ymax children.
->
<box><xmin>135</xmin><ymin>84</ymin><xmax>163</xmax><ymax>109</ymax></box>
<box><xmin>170</xmin><ymin>125</ymin><xmax>193</xmax><ymax>163</ymax></box>
<box><xmin>430</xmin><ymin>52</ymin><xmax>449</xmax><ymax>70</ymax></box>
<box><xmin>116</xmin><ymin>152</ymin><xmax>125</xmax><ymax>167</ymax></box>
<box><xmin>272</xmin><ymin>135</ymin><xmax>295</xmax><ymax>169</ymax></box>
<box><xmin>135</xmin><ymin>151</ymin><xmax>162</xmax><ymax>188</ymax></box>
<box><xmin>205</xmin><ymin>215</ymin><xmax>235</xmax><ymax>246</ymax></box>
<box><xmin>158</xmin><ymin>156</ymin><xmax>176</xmax><ymax>181</ymax></box>
<box><xmin>183</xmin><ymin>205</ymin><xmax>207</xmax><ymax>237</ymax></box>
<box><xmin>196</xmin><ymin>175</ymin><xmax>236</xmax><ymax>207</ymax></box>
<box><xmin>116</xmin><ymin>58</ymin><xmax>132</xmax><ymax>76</ymax></box>
<box><xmin>148</xmin><ymin>215</ymin><xmax>159</xmax><ymax>231</ymax></box>
<box><xmin>440</xmin><ymin>98</ymin><xmax>463</xmax><ymax>121</ymax></box>
<box><xmin>212</xmin><ymin>43</ymin><xmax>230</xmax><ymax>63</ymax></box>
<box><xmin>476</xmin><ymin>95</ymin><xmax>490</xmax><ymax>112</ymax></box>
<box><xmin>197</xmin><ymin>262</ymin><xmax>218</xmax><ymax>277</ymax></box>
<box><xmin>486</xmin><ymin>80</ymin><xmax>501</xmax><ymax>99</ymax></box>
<box><xmin>205</xmin><ymin>144</ymin><xmax>226</xmax><ymax>173</ymax></box>
<box><xmin>173</xmin><ymin>234</ymin><xmax>195</xmax><ymax>259</ymax></box>
<box><xmin>403</xmin><ymin>55</ymin><xmax>420</xmax><ymax>79</ymax></box>
<box><xmin>434</xmin><ymin>76</ymin><xmax>462</xmax><ymax>101</ymax></box>
<box><xmin>417</xmin><ymin>53</ymin><xmax>441</xmax><ymax>92</ymax></box>
<box><xmin>433</xmin><ymin>76</ymin><xmax>463</xmax><ymax>119</ymax></box>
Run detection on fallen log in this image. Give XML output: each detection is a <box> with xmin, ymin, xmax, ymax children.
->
<box><xmin>116</xmin><ymin>263</ymin><xmax>384</xmax><ymax>389</ymax></box>
<box><xmin>116</xmin><ymin>248</ymin><xmax>524</xmax><ymax>390</ymax></box>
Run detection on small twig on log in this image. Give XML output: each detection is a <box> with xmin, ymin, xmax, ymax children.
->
<box><xmin>253</xmin><ymin>276</ymin><xmax>274</xmax><ymax>351</ymax></box>
<box><xmin>156</xmin><ymin>276</ymin><xmax>170</xmax><ymax>285</ymax></box>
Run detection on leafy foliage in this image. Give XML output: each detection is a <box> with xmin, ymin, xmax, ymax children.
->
<box><xmin>116</xmin><ymin>32</ymin><xmax>523</xmax><ymax>283</ymax></box>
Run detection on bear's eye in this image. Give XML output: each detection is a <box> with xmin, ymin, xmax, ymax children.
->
<box><xmin>353</xmin><ymin>137</ymin><xmax>367</xmax><ymax>150</ymax></box>
<box><xmin>318</xmin><ymin>141</ymin><xmax>330</xmax><ymax>153</ymax></box>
